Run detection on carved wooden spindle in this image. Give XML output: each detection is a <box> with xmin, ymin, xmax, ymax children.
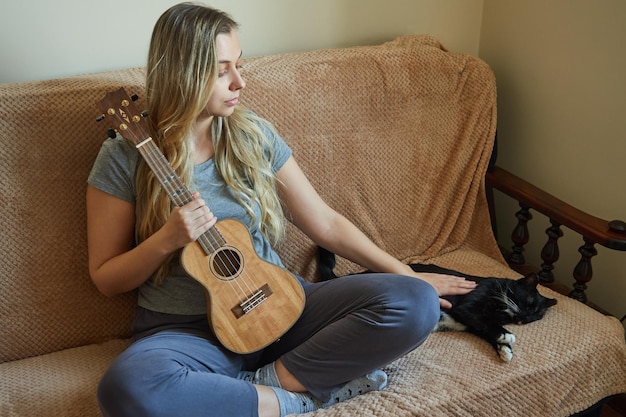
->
<box><xmin>508</xmin><ymin>204</ymin><xmax>532</xmax><ymax>266</ymax></box>
<box><xmin>539</xmin><ymin>221</ymin><xmax>563</xmax><ymax>283</ymax></box>
<box><xmin>569</xmin><ymin>238</ymin><xmax>598</xmax><ymax>303</ymax></box>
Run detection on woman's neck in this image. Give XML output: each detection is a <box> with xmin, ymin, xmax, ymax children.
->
<box><xmin>191</xmin><ymin>116</ymin><xmax>215</xmax><ymax>164</ymax></box>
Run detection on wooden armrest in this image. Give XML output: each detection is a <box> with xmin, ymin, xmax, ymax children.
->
<box><xmin>486</xmin><ymin>166</ymin><xmax>626</xmax><ymax>250</ymax></box>
<box><xmin>485</xmin><ymin>165</ymin><xmax>626</xmax><ymax>304</ymax></box>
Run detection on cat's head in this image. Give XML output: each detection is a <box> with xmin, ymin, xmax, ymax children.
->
<box><xmin>507</xmin><ymin>273</ymin><xmax>557</xmax><ymax>324</ymax></box>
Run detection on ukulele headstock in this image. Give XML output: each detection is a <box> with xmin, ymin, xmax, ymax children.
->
<box><xmin>96</xmin><ymin>87</ymin><xmax>149</xmax><ymax>144</ymax></box>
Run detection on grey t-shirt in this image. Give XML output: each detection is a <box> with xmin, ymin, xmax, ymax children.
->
<box><xmin>87</xmin><ymin>121</ymin><xmax>292</xmax><ymax>315</ymax></box>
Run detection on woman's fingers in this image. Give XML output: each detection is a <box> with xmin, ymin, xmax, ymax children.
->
<box><xmin>166</xmin><ymin>194</ymin><xmax>217</xmax><ymax>245</ymax></box>
<box><xmin>410</xmin><ymin>272</ymin><xmax>477</xmax><ymax>309</ymax></box>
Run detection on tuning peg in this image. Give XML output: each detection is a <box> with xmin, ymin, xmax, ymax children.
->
<box><xmin>96</xmin><ymin>114</ymin><xmax>105</xmax><ymax>122</ymax></box>
<box><xmin>141</xmin><ymin>110</ymin><xmax>149</xmax><ymax>118</ymax></box>
<box><xmin>107</xmin><ymin>129</ymin><xmax>117</xmax><ymax>139</ymax></box>
<box><xmin>131</xmin><ymin>94</ymin><xmax>139</xmax><ymax>101</ymax></box>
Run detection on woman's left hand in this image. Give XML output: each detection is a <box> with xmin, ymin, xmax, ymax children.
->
<box><xmin>408</xmin><ymin>271</ymin><xmax>476</xmax><ymax>309</ymax></box>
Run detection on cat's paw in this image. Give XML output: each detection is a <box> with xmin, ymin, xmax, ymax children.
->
<box><xmin>497</xmin><ymin>332</ymin><xmax>516</xmax><ymax>345</ymax></box>
<box><xmin>496</xmin><ymin>333</ymin><xmax>516</xmax><ymax>362</ymax></box>
<box><xmin>434</xmin><ymin>312</ymin><xmax>467</xmax><ymax>332</ymax></box>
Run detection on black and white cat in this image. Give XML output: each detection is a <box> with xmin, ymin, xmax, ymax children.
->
<box><xmin>317</xmin><ymin>247</ymin><xmax>557</xmax><ymax>362</ymax></box>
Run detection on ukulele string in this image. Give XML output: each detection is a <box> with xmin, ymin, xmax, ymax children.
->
<box><xmin>137</xmin><ymin>137</ymin><xmax>258</xmax><ymax>303</ymax></box>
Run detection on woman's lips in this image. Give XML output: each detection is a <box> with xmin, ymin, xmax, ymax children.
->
<box><xmin>225</xmin><ymin>97</ymin><xmax>239</xmax><ymax>106</ymax></box>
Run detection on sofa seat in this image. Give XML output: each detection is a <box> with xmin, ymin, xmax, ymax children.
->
<box><xmin>0</xmin><ymin>339</ymin><xmax>130</xmax><ymax>417</ymax></box>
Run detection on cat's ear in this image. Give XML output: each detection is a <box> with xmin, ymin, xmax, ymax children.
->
<box><xmin>544</xmin><ymin>297</ymin><xmax>558</xmax><ymax>307</ymax></box>
<box><xmin>521</xmin><ymin>273</ymin><xmax>558</xmax><ymax>307</ymax></box>
<box><xmin>520</xmin><ymin>273</ymin><xmax>540</xmax><ymax>289</ymax></box>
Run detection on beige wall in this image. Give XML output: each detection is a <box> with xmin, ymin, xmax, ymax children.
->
<box><xmin>480</xmin><ymin>0</ymin><xmax>626</xmax><ymax>324</ymax></box>
<box><xmin>0</xmin><ymin>0</ymin><xmax>483</xmax><ymax>83</ymax></box>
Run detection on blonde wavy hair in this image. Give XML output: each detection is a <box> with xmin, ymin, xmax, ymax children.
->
<box><xmin>137</xmin><ymin>3</ymin><xmax>285</xmax><ymax>283</ymax></box>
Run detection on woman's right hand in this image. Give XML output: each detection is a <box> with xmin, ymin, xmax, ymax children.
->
<box><xmin>159</xmin><ymin>192</ymin><xmax>217</xmax><ymax>252</ymax></box>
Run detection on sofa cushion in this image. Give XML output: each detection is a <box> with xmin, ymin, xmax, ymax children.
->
<box><xmin>0</xmin><ymin>338</ymin><xmax>129</xmax><ymax>417</ymax></box>
<box><xmin>0</xmin><ymin>70</ymin><xmax>145</xmax><ymax>362</ymax></box>
<box><xmin>306</xmin><ymin>279</ymin><xmax>626</xmax><ymax>416</ymax></box>
<box><xmin>240</xmin><ymin>35</ymin><xmax>502</xmax><ymax>280</ymax></box>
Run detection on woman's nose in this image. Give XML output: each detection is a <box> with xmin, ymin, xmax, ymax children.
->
<box><xmin>231</xmin><ymin>69</ymin><xmax>245</xmax><ymax>91</ymax></box>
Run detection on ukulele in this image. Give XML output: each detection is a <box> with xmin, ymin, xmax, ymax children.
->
<box><xmin>96</xmin><ymin>87</ymin><xmax>305</xmax><ymax>353</ymax></box>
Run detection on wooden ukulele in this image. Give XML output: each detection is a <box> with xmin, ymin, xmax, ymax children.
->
<box><xmin>96</xmin><ymin>87</ymin><xmax>305</xmax><ymax>353</ymax></box>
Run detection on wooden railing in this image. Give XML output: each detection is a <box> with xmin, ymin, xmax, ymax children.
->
<box><xmin>485</xmin><ymin>166</ymin><xmax>626</xmax><ymax>304</ymax></box>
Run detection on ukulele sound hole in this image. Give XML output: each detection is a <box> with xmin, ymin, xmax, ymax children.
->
<box><xmin>211</xmin><ymin>247</ymin><xmax>243</xmax><ymax>280</ymax></box>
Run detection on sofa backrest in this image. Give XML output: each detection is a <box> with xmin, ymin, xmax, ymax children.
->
<box><xmin>0</xmin><ymin>35</ymin><xmax>498</xmax><ymax>362</ymax></box>
<box><xmin>242</xmin><ymin>35</ymin><xmax>499</xmax><ymax>278</ymax></box>
<box><xmin>0</xmin><ymin>70</ymin><xmax>145</xmax><ymax>362</ymax></box>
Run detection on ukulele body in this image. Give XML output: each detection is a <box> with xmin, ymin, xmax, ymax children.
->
<box><xmin>181</xmin><ymin>218</ymin><xmax>305</xmax><ymax>353</ymax></box>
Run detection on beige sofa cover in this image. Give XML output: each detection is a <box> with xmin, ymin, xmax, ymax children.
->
<box><xmin>1</xmin><ymin>35</ymin><xmax>624</xmax><ymax>417</ymax></box>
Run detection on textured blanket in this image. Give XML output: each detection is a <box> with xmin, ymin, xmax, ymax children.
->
<box><xmin>1</xmin><ymin>35</ymin><xmax>624</xmax><ymax>417</ymax></box>
<box><xmin>239</xmin><ymin>35</ymin><xmax>626</xmax><ymax>417</ymax></box>
<box><xmin>242</xmin><ymin>35</ymin><xmax>503</xmax><ymax>279</ymax></box>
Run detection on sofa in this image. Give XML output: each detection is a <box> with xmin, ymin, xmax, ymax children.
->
<box><xmin>1</xmin><ymin>35</ymin><xmax>625</xmax><ymax>417</ymax></box>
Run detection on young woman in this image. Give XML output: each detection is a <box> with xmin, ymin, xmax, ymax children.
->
<box><xmin>87</xmin><ymin>3</ymin><xmax>475</xmax><ymax>417</ymax></box>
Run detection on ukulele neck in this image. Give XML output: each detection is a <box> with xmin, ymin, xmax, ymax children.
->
<box><xmin>135</xmin><ymin>137</ymin><xmax>226</xmax><ymax>255</ymax></box>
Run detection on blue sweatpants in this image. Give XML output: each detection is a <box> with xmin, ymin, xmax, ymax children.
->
<box><xmin>97</xmin><ymin>273</ymin><xmax>440</xmax><ymax>417</ymax></box>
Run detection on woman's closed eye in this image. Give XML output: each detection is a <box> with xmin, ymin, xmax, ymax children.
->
<box><xmin>218</xmin><ymin>64</ymin><xmax>243</xmax><ymax>78</ymax></box>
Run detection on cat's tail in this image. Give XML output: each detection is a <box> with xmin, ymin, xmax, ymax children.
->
<box><xmin>317</xmin><ymin>246</ymin><xmax>339</xmax><ymax>281</ymax></box>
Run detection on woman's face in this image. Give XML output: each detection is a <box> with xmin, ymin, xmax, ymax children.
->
<box><xmin>204</xmin><ymin>29</ymin><xmax>245</xmax><ymax>118</ymax></box>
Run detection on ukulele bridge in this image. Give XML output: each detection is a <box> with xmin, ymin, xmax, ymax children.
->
<box><xmin>231</xmin><ymin>284</ymin><xmax>273</xmax><ymax>319</ymax></box>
